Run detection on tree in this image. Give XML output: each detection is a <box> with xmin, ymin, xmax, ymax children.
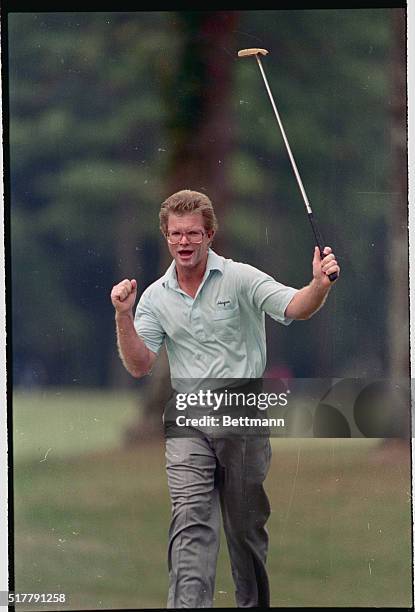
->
<box><xmin>373</xmin><ymin>7</ymin><xmax>409</xmax><ymax>455</ymax></box>
<box><xmin>124</xmin><ymin>11</ymin><xmax>239</xmax><ymax>442</ymax></box>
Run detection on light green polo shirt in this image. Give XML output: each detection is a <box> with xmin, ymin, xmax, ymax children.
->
<box><xmin>134</xmin><ymin>249</ymin><xmax>298</xmax><ymax>383</ymax></box>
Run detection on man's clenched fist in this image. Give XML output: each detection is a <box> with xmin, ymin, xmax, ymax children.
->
<box><xmin>110</xmin><ymin>279</ymin><xmax>138</xmax><ymax>314</ymax></box>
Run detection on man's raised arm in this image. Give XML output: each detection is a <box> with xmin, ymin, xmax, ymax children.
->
<box><xmin>110</xmin><ymin>278</ymin><xmax>157</xmax><ymax>378</ymax></box>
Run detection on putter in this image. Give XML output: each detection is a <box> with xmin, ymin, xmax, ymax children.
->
<box><xmin>237</xmin><ymin>48</ymin><xmax>338</xmax><ymax>282</ymax></box>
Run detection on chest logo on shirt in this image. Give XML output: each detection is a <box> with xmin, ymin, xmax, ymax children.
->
<box><xmin>217</xmin><ymin>299</ymin><xmax>232</xmax><ymax>308</ymax></box>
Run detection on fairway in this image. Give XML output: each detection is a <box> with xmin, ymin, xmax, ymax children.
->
<box><xmin>13</xmin><ymin>389</ymin><xmax>413</xmax><ymax>609</ymax></box>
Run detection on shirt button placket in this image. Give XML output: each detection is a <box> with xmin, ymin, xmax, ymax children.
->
<box><xmin>191</xmin><ymin>303</ymin><xmax>206</xmax><ymax>342</ymax></box>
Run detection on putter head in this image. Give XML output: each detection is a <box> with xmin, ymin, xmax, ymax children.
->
<box><xmin>237</xmin><ymin>48</ymin><xmax>269</xmax><ymax>57</ymax></box>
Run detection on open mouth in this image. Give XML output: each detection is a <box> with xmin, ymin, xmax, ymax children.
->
<box><xmin>177</xmin><ymin>249</ymin><xmax>194</xmax><ymax>259</ymax></box>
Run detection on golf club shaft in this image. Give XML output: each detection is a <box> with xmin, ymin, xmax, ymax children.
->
<box><xmin>255</xmin><ymin>55</ymin><xmax>338</xmax><ymax>282</ymax></box>
<box><xmin>256</xmin><ymin>55</ymin><xmax>311</xmax><ymax>214</ymax></box>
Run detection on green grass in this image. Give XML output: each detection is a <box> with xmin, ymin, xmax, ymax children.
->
<box><xmin>13</xmin><ymin>388</ymin><xmax>139</xmax><ymax>460</ymax></box>
<box><xmin>13</xmin><ymin>389</ymin><xmax>413</xmax><ymax>609</ymax></box>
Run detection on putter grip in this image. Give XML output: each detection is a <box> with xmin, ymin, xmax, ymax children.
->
<box><xmin>307</xmin><ymin>212</ymin><xmax>338</xmax><ymax>282</ymax></box>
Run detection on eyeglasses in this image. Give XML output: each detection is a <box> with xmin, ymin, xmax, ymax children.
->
<box><xmin>166</xmin><ymin>230</ymin><xmax>206</xmax><ymax>245</ymax></box>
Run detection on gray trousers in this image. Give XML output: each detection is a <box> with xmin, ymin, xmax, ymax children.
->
<box><xmin>165</xmin><ymin>434</ymin><xmax>271</xmax><ymax>608</ymax></box>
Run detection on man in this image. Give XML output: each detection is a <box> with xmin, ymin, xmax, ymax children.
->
<box><xmin>110</xmin><ymin>189</ymin><xmax>340</xmax><ymax>608</ymax></box>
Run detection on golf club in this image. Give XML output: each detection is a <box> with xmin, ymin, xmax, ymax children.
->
<box><xmin>237</xmin><ymin>48</ymin><xmax>338</xmax><ymax>282</ymax></box>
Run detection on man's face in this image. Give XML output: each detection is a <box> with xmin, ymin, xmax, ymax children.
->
<box><xmin>166</xmin><ymin>213</ymin><xmax>214</xmax><ymax>272</ymax></box>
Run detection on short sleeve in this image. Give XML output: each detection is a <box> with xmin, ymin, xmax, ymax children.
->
<box><xmin>237</xmin><ymin>263</ymin><xmax>299</xmax><ymax>325</ymax></box>
<box><xmin>134</xmin><ymin>289</ymin><xmax>165</xmax><ymax>354</ymax></box>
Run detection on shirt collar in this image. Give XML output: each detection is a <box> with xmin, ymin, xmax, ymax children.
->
<box><xmin>161</xmin><ymin>248</ymin><xmax>224</xmax><ymax>289</ymax></box>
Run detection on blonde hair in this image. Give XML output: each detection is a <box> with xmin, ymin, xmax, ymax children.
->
<box><xmin>159</xmin><ymin>189</ymin><xmax>218</xmax><ymax>234</ymax></box>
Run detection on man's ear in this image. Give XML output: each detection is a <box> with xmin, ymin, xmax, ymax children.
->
<box><xmin>208</xmin><ymin>230</ymin><xmax>215</xmax><ymax>245</ymax></box>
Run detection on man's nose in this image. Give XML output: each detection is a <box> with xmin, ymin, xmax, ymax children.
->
<box><xmin>178</xmin><ymin>233</ymin><xmax>189</xmax><ymax>244</ymax></box>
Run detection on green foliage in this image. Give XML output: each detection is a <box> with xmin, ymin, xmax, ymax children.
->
<box><xmin>8</xmin><ymin>9</ymin><xmax>405</xmax><ymax>384</ymax></box>
<box><xmin>230</xmin><ymin>9</ymin><xmax>400</xmax><ymax>375</ymax></box>
<box><xmin>9</xmin><ymin>12</ymin><xmax>177</xmax><ymax>384</ymax></box>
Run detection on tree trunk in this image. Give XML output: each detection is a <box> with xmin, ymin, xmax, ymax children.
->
<box><xmin>374</xmin><ymin>9</ymin><xmax>409</xmax><ymax>459</ymax></box>
<box><xmin>125</xmin><ymin>11</ymin><xmax>239</xmax><ymax>444</ymax></box>
<box><xmin>387</xmin><ymin>9</ymin><xmax>409</xmax><ymax>382</ymax></box>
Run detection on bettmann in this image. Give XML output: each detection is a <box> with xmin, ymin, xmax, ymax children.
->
<box><xmin>176</xmin><ymin>415</ymin><xmax>285</xmax><ymax>427</ymax></box>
